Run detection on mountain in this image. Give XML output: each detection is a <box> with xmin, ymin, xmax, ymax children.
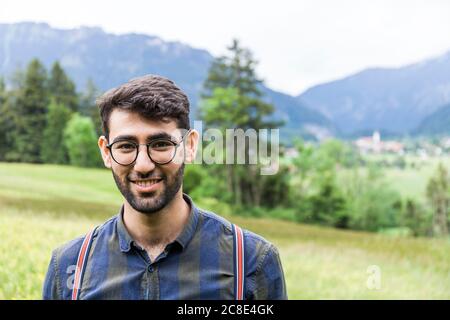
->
<box><xmin>414</xmin><ymin>103</ymin><xmax>450</xmax><ymax>136</ymax></box>
<box><xmin>0</xmin><ymin>22</ymin><xmax>332</xmax><ymax>141</ymax></box>
<box><xmin>0</xmin><ymin>22</ymin><xmax>211</xmax><ymax>106</ymax></box>
<box><xmin>261</xmin><ymin>87</ymin><xmax>336</xmax><ymax>140</ymax></box>
<box><xmin>297</xmin><ymin>51</ymin><xmax>450</xmax><ymax>136</ymax></box>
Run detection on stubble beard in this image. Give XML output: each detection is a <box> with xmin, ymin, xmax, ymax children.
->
<box><xmin>112</xmin><ymin>164</ymin><xmax>185</xmax><ymax>214</ymax></box>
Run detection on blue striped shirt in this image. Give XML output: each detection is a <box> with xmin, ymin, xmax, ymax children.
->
<box><xmin>42</xmin><ymin>194</ymin><xmax>287</xmax><ymax>300</ymax></box>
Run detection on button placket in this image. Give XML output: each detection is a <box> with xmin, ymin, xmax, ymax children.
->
<box><xmin>146</xmin><ymin>264</ymin><xmax>159</xmax><ymax>300</ymax></box>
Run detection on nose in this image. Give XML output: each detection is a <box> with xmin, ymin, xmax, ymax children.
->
<box><xmin>133</xmin><ymin>144</ymin><xmax>156</xmax><ymax>173</ymax></box>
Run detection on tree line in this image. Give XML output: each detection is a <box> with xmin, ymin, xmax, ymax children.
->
<box><xmin>0</xmin><ymin>42</ymin><xmax>448</xmax><ymax>238</ymax></box>
<box><xmin>187</xmin><ymin>39</ymin><xmax>449</xmax><ymax>238</ymax></box>
<box><xmin>0</xmin><ymin>59</ymin><xmax>102</xmax><ymax>167</ymax></box>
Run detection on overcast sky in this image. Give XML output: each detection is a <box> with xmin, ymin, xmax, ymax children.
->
<box><xmin>2</xmin><ymin>0</ymin><xmax>450</xmax><ymax>95</ymax></box>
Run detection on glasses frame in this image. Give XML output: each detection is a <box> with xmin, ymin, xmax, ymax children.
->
<box><xmin>106</xmin><ymin>130</ymin><xmax>191</xmax><ymax>166</ymax></box>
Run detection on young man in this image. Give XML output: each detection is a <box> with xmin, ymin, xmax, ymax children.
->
<box><xmin>42</xmin><ymin>75</ymin><xmax>287</xmax><ymax>300</ymax></box>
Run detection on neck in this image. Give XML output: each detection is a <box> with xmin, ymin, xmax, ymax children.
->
<box><xmin>122</xmin><ymin>191</ymin><xmax>190</xmax><ymax>251</ymax></box>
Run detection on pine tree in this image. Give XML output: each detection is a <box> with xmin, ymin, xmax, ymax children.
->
<box><xmin>426</xmin><ymin>163</ymin><xmax>450</xmax><ymax>237</ymax></box>
<box><xmin>0</xmin><ymin>77</ymin><xmax>15</xmax><ymax>161</ymax></box>
<box><xmin>200</xmin><ymin>39</ymin><xmax>282</xmax><ymax>207</ymax></box>
<box><xmin>14</xmin><ymin>59</ymin><xmax>49</xmax><ymax>163</ymax></box>
<box><xmin>1</xmin><ymin>69</ymin><xmax>25</xmax><ymax>161</ymax></box>
<box><xmin>0</xmin><ymin>77</ymin><xmax>5</xmax><ymax>105</ymax></box>
<box><xmin>48</xmin><ymin>61</ymin><xmax>79</xmax><ymax>112</ymax></box>
<box><xmin>40</xmin><ymin>100</ymin><xmax>72</xmax><ymax>164</ymax></box>
<box><xmin>79</xmin><ymin>78</ymin><xmax>102</xmax><ymax>137</ymax></box>
<box><xmin>201</xmin><ymin>39</ymin><xmax>279</xmax><ymax>130</ymax></box>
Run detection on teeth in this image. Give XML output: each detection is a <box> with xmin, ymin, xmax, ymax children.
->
<box><xmin>135</xmin><ymin>180</ymin><xmax>160</xmax><ymax>187</ymax></box>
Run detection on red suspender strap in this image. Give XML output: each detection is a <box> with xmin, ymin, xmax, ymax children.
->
<box><xmin>232</xmin><ymin>224</ymin><xmax>245</xmax><ymax>300</ymax></box>
<box><xmin>71</xmin><ymin>227</ymin><xmax>97</xmax><ymax>300</ymax></box>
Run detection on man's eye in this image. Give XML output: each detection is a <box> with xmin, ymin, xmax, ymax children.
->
<box><xmin>116</xmin><ymin>143</ymin><xmax>136</xmax><ymax>150</ymax></box>
<box><xmin>151</xmin><ymin>141</ymin><xmax>173</xmax><ymax>149</ymax></box>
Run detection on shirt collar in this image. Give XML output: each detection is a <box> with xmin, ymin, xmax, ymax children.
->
<box><xmin>117</xmin><ymin>193</ymin><xmax>200</xmax><ymax>253</ymax></box>
<box><xmin>174</xmin><ymin>193</ymin><xmax>200</xmax><ymax>250</ymax></box>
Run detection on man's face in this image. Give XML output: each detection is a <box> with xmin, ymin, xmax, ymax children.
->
<box><xmin>98</xmin><ymin>109</ymin><xmax>197</xmax><ymax>214</ymax></box>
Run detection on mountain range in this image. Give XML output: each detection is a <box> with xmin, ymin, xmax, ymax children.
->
<box><xmin>297</xmin><ymin>51</ymin><xmax>450</xmax><ymax>136</ymax></box>
<box><xmin>414</xmin><ymin>103</ymin><xmax>450</xmax><ymax>136</ymax></box>
<box><xmin>1</xmin><ymin>22</ymin><xmax>450</xmax><ymax>140</ymax></box>
<box><xmin>0</xmin><ymin>22</ymin><xmax>331</xmax><ymax>142</ymax></box>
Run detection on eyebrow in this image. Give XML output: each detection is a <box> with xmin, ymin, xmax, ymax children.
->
<box><xmin>111</xmin><ymin>132</ymin><xmax>175</xmax><ymax>144</ymax></box>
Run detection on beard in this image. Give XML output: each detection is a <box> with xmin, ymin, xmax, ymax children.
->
<box><xmin>112</xmin><ymin>164</ymin><xmax>184</xmax><ymax>214</ymax></box>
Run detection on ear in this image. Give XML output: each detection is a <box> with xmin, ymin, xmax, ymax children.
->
<box><xmin>184</xmin><ymin>129</ymin><xmax>199</xmax><ymax>163</ymax></box>
<box><xmin>98</xmin><ymin>136</ymin><xmax>112</xmax><ymax>168</ymax></box>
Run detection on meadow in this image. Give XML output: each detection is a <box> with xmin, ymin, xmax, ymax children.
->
<box><xmin>0</xmin><ymin>162</ymin><xmax>449</xmax><ymax>299</ymax></box>
<box><xmin>365</xmin><ymin>154</ymin><xmax>450</xmax><ymax>201</ymax></box>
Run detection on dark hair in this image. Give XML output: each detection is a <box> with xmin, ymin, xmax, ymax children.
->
<box><xmin>97</xmin><ymin>75</ymin><xmax>190</xmax><ymax>138</ymax></box>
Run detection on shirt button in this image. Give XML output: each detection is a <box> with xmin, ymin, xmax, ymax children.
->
<box><xmin>147</xmin><ymin>265</ymin><xmax>153</xmax><ymax>272</ymax></box>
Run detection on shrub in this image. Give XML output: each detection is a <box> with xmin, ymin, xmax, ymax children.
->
<box><xmin>63</xmin><ymin>114</ymin><xmax>103</xmax><ymax>167</ymax></box>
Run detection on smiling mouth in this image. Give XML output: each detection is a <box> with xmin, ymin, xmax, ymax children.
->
<box><xmin>130</xmin><ymin>178</ymin><xmax>163</xmax><ymax>187</ymax></box>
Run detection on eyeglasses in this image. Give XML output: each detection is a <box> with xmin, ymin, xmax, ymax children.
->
<box><xmin>107</xmin><ymin>130</ymin><xmax>190</xmax><ymax>166</ymax></box>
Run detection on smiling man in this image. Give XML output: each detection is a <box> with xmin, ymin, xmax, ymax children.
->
<box><xmin>42</xmin><ymin>75</ymin><xmax>287</xmax><ymax>300</ymax></box>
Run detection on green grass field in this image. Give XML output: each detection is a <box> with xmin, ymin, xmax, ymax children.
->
<box><xmin>365</xmin><ymin>154</ymin><xmax>450</xmax><ymax>201</ymax></box>
<box><xmin>0</xmin><ymin>162</ymin><xmax>449</xmax><ymax>299</ymax></box>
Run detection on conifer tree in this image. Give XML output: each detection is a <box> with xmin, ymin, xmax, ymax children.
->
<box><xmin>0</xmin><ymin>78</ymin><xmax>15</xmax><ymax>161</ymax></box>
<box><xmin>80</xmin><ymin>78</ymin><xmax>102</xmax><ymax>136</ymax></box>
<box><xmin>200</xmin><ymin>39</ymin><xmax>282</xmax><ymax>206</ymax></box>
<box><xmin>426</xmin><ymin>163</ymin><xmax>450</xmax><ymax>237</ymax></box>
<box><xmin>40</xmin><ymin>100</ymin><xmax>72</xmax><ymax>164</ymax></box>
<box><xmin>48</xmin><ymin>61</ymin><xmax>79</xmax><ymax>112</ymax></box>
<box><xmin>14</xmin><ymin>59</ymin><xmax>49</xmax><ymax>163</ymax></box>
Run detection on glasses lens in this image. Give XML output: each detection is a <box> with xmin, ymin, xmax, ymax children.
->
<box><xmin>149</xmin><ymin>140</ymin><xmax>176</xmax><ymax>164</ymax></box>
<box><xmin>111</xmin><ymin>141</ymin><xmax>137</xmax><ymax>165</ymax></box>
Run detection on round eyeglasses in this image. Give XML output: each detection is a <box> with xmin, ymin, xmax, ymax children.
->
<box><xmin>107</xmin><ymin>130</ymin><xmax>190</xmax><ymax>166</ymax></box>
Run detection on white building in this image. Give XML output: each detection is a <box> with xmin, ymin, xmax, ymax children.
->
<box><xmin>354</xmin><ymin>131</ymin><xmax>404</xmax><ymax>154</ymax></box>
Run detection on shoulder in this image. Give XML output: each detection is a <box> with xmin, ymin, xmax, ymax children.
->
<box><xmin>43</xmin><ymin>234</ymin><xmax>85</xmax><ymax>300</ymax></box>
<box><xmin>195</xmin><ymin>206</ymin><xmax>286</xmax><ymax>299</ymax></box>
<box><xmin>44</xmin><ymin>216</ymin><xmax>118</xmax><ymax>299</ymax></box>
<box><xmin>196</xmin><ymin>207</ymin><xmax>233</xmax><ymax>233</ymax></box>
<box><xmin>52</xmin><ymin>235</ymin><xmax>85</xmax><ymax>270</ymax></box>
<box><xmin>196</xmin><ymin>206</ymin><xmax>276</xmax><ymax>262</ymax></box>
<box><xmin>52</xmin><ymin>216</ymin><xmax>118</xmax><ymax>276</ymax></box>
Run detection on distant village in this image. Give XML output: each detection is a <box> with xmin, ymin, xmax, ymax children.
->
<box><xmin>283</xmin><ymin>131</ymin><xmax>450</xmax><ymax>160</ymax></box>
<box><xmin>354</xmin><ymin>131</ymin><xmax>404</xmax><ymax>154</ymax></box>
<box><xmin>353</xmin><ymin>131</ymin><xmax>450</xmax><ymax>159</ymax></box>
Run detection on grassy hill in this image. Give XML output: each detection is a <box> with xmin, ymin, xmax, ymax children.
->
<box><xmin>0</xmin><ymin>162</ymin><xmax>449</xmax><ymax>299</ymax></box>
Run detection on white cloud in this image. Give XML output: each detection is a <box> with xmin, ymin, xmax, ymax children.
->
<box><xmin>1</xmin><ymin>0</ymin><xmax>450</xmax><ymax>95</ymax></box>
